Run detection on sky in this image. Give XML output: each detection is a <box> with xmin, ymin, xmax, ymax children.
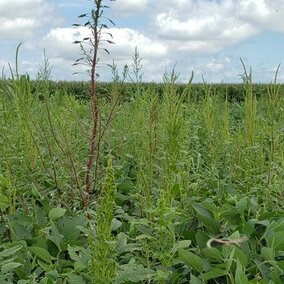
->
<box><xmin>1</xmin><ymin>0</ymin><xmax>284</xmax><ymax>83</ymax></box>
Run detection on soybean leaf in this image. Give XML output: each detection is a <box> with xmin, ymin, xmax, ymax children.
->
<box><xmin>201</xmin><ymin>268</ymin><xmax>227</xmax><ymax>281</ymax></box>
<box><xmin>48</xmin><ymin>208</ymin><xmax>66</xmax><ymax>222</ymax></box>
<box><xmin>202</xmin><ymin>247</ymin><xmax>223</xmax><ymax>260</ymax></box>
<box><xmin>190</xmin><ymin>274</ymin><xmax>203</xmax><ymax>284</ymax></box>
<box><xmin>0</xmin><ymin>191</ymin><xmax>9</xmax><ymax>211</ymax></box>
<box><xmin>115</xmin><ymin>261</ymin><xmax>155</xmax><ymax>283</ymax></box>
<box><xmin>29</xmin><ymin>246</ymin><xmax>53</xmax><ymax>264</ymax></box>
<box><xmin>0</xmin><ymin>245</ymin><xmax>22</xmax><ymax>258</ymax></box>
<box><xmin>47</xmin><ymin>223</ymin><xmax>64</xmax><ymax>250</ymax></box>
<box><xmin>235</xmin><ymin>259</ymin><xmax>248</xmax><ymax>284</ymax></box>
<box><xmin>261</xmin><ymin>246</ymin><xmax>274</xmax><ymax>261</ymax></box>
<box><xmin>172</xmin><ymin>240</ymin><xmax>192</xmax><ymax>253</ymax></box>
<box><xmin>63</xmin><ymin>272</ymin><xmax>85</xmax><ymax>284</ymax></box>
<box><xmin>178</xmin><ymin>249</ymin><xmax>203</xmax><ymax>273</ymax></box>
<box><xmin>235</xmin><ymin>247</ymin><xmax>248</xmax><ymax>267</ymax></box>
<box><xmin>236</xmin><ymin>197</ymin><xmax>248</xmax><ymax>215</ymax></box>
<box><xmin>1</xmin><ymin>262</ymin><xmax>21</xmax><ymax>273</ymax></box>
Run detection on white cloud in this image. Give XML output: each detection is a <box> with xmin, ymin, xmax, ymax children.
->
<box><xmin>0</xmin><ymin>18</ymin><xmax>39</xmax><ymax>38</ymax></box>
<box><xmin>206</xmin><ymin>57</ymin><xmax>231</xmax><ymax>73</ymax></box>
<box><xmin>0</xmin><ymin>0</ymin><xmax>53</xmax><ymax>39</ymax></box>
<box><xmin>106</xmin><ymin>28</ymin><xmax>167</xmax><ymax>59</ymax></box>
<box><xmin>110</xmin><ymin>0</ymin><xmax>149</xmax><ymax>17</ymax></box>
<box><xmin>237</xmin><ymin>0</ymin><xmax>284</xmax><ymax>32</ymax></box>
<box><xmin>153</xmin><ymin>0</ymin><xmax>284</xmax><ymax>54</ymax></box>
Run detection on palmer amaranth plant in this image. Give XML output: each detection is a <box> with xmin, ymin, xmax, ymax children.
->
<box><xmin>73</xmin><ymin>0</ymin><xmax>116</xmax><ymax>208</ymax></box>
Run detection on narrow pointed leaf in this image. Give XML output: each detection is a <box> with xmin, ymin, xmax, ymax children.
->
<box><xmin>104</xmin><ymin>32</ymin><xmax>113</xmax><ymax>38</ymax></box>
<box><xmin>105</xmin><ymin>40</ymin><xmax>115</xmax><ymax>44</ymax></box>
<box><xmin>107</xmin><ymin>18</ymin><xmax>115</xmax><ymax>26</ymax></box>
<box><xmin>103</xmin><ymin>48</ymin><xmax>110</xmax><ymax>55</ymax></box>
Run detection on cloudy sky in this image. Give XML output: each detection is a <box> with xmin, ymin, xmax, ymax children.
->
<box><xmin>1</xmin><ymin>0</ymin><xmax>284</xmax><ymax>83</ymax></box>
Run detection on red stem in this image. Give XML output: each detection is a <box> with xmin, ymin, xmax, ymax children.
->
<box><xmin>84</xmin><ymin>4</ymin><xmax>101</xmax><ymax>208</ymax></box>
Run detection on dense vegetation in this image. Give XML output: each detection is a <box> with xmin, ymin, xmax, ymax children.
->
<box><xmin>1</xmin><ymin>65</ymin><xmax>284</xmax><ymax>283</ymax></box>
<box><xmin>13</xmin><ymin>79</ymin><xmax>284</xmax><ymax>102</ymax></box>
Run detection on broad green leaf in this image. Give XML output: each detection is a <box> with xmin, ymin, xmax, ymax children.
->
<box><xmin>178</xmin><ymin>249</ymin><xmax>203</xmax><ymax>273</ymax></box>
<box><xmin>201</xmin><ymin>268</ymin><xmax>227</xmax><ymax>281</ymax></box>
<box><xmin>271</xmin><ymin>269</ymin><xmax>283</xmax><ymax>284</ymax></box>
<box><xmin>68</xmin><ymin>246</ymin><xmax>83</xmax><ymax>263</ymax></box>
<box><xmin>190</xmin><ymin>274</ymin><xmax>203</xmax><ymax>284</ymax></box>
<box><xmin>38</xmin><ymin>259</ymin><xmax>53</xmax><ymax>272</ymax></box>
<box><xmin>156</xmin><ymin>269</ymin><xmax>170</xmax><ymax>281</ymax></box>
<box><xmin>67</xmin><ymin>245</ymin><xmax>90</xmax><ymax>269</ymax></box>
<box><xmin>261</xmin><ymin>247</ymin><xmax>274</xmax><ymax>261</ymax></box>
<box><xmin>61</xmin><ymin>214</ymin><xmax>86</xmax><ymax>242</ymax></box>
<box><xmin>223</xmin><ymin>246</ymin><xmax>235</xmax><ymax>271</ymax></box>
<box><xmin>1</xmin><ymin>262</ymin><xmax>21</xmax><ymax>273</ymax></box>
<box><xmin>196</xmin><ymin>214</ymin><xmax>220</xmax><ymax>233</ymax></box>
<box><xmin>276</xmin><ymin>260</ymin><xmax>284</xmax><ymax>270</ymax></box>
<box><xmin>236</xmin><ymin>197</ymin><xmax>247</xmax><ymax>215</ymax></box>
<box><xmin>235</xmin><ymin>259</ymin><xmax>248</xmax><ymax>284</ymax></box>
<box><xmin>135</xmin><ymin>234</ymin><xmax>154</xmax><ymax>240</ymax></box>
<box><xmin>0</xmin><ymin>192</ymin><xmax>9</xmax><ymax>211</ymax></box>
<box><xmin>74</xmin><ymin>261</ymin><xmax>86</xmax><ymax>272</ymax></box>
<box><xmin>111</xmin><ymin>218</ymin><xmax>122</xmax><ymax>231</ymax></box>
<box><xmin>221</xmin><ymin>209</ymin><xmax>241</xmax><ymax>224</ymax></box>
<box><xmin>272</xmin><ymin>232</ymin><xmax>284</xmax><ymax>251</ymax></box>
<box><xmin>63</xmin><ymin>272</ymin><xmax>85</xmax><ymax>284</ymax></box>
<box><xmin>195</xmin><ymin>231</ymin><xmax>210</xmax><ymax>249</ymax></box>
<box><xmin>116</xmin><ymin>232</ymin><xmax>128</xmax><ymax>254</ymax></box>
<box><xmin>256</xmin><ymin>220</ymin><xmax>270</xmax><ymax>227</ymax></box>
<box><xmin>0</xmin><ymin>245</ymin><xmax>22</xmax><ymax>258</ymax></box>
<box><xmin>243</xmin><ymin>219</ymin><xmax>255</xmax><ymax>236</ymax></box>
<box><xmin>257</xmin><ymin>262</ymin><xmax>270</xmax><ymax>280</ymax></box>
<box><xmin>48</xmin><ymin>207</ymin><xmax>66</xmax><ymax>222</ymax></box>
<box><xmin>235</xmin><ymin>247</ymin><xmax>248</xmax><ymax>267</ymax></box>
<box><xmin>192</xmin><ymin>203</ymin><xmax>212</xmax><ymax>218</ymax></box>
<box><xmin>46</xmin><ymin>270</ymin><xmax>59</xmax><ymax>280</ymax></box>
<box><xmin>29</xmin><ymin>246</ymin><xmax>53</xmax><ymax>264</ymax></box>
<box><xmin>172</xmin><ymin>240</ymin><xmax>192</xmax><ymax>253</ymax></box>
<box><xmin>47</xmin><ymin>223</ymin><xmax>64</xmax><ymax>250</ymax></box>
<box><xmin>201</xmin><ymin>200</ymin><xmax>218</xmax><ymax>213</ymax></box>
<box><xmin>116</xmin><ymin>262</ymin><xmax>154</xmax><ymax>282</ymax></box>
<box><xmin>39</xmin><ymin>277</ymin><xmax>53</xmax><ymax>284</ymax></box>
<box><xmin>0</xmin><ymin>174</ymin><xmax>9</xmax><ymax>188</ymax></box>
<box><xmin>202</xmin><ymin>247</ymin><xmax>223</xmax><ymax>260</ymax></box>
<box><xmin>229</xmin><ymin>231</ymin><xmax>241</xmax><ymax>239</ymax></box>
